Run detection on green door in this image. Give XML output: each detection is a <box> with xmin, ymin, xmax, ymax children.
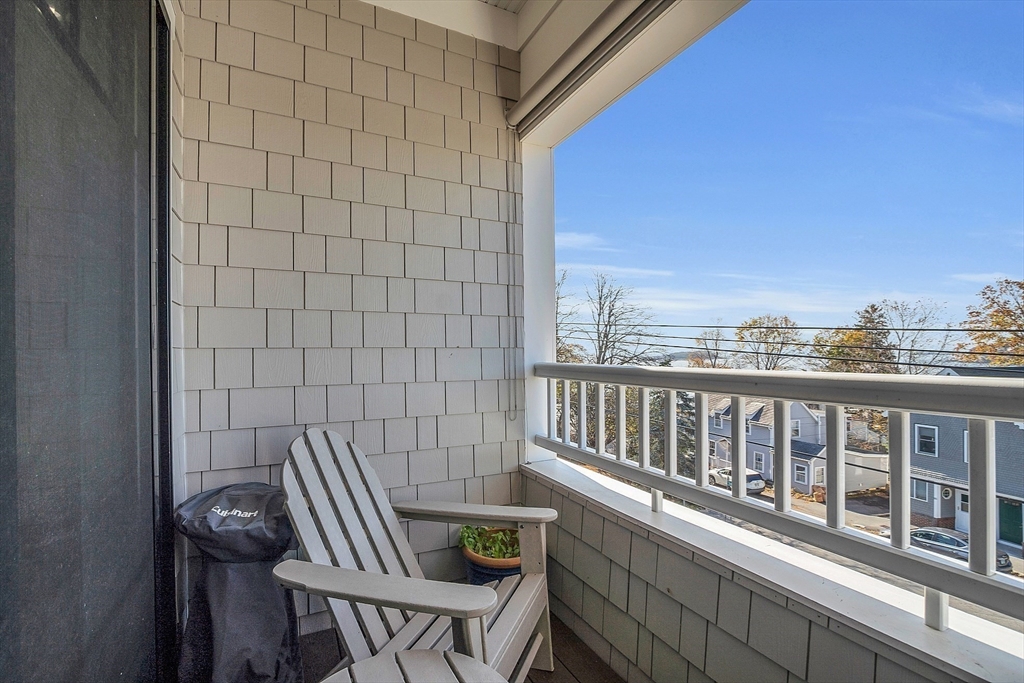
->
<box><xmin>999</xmin><ymin>499</ymin><xmax>1023</xmax><ymax>545</ymax></box>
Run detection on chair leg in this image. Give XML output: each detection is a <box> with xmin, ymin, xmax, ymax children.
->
<box><xmin>531</xmin><ymin>604</ymin><xmax>554</xmax><ymax>671</ymax></box>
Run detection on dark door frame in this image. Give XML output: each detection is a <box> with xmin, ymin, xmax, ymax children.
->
<box><xmin>153</xmin><ymin>4</ymin><xmax>177</xmax><ymax>681</ymax></box>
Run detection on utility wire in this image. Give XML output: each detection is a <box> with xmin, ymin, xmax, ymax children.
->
<box><xmin>557</xmin><ymin>333</ymin><xmax>1024</xmax><ymax>372</ymax></box>
<box><xmin>563</xmin><ymin>328</ymin><xmax>1023</xmax><ymax>359</ymax></box>
<box><xmin>566</xmin><ymin>321</ymin><xmax>1023</xmax><ymax>333</ymax></box>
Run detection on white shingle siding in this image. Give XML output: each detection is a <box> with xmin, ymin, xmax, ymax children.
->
<box><xmin>525</xmin><ymin>473</ymin><xmax>949</xmax><ymax>683</ymax></box>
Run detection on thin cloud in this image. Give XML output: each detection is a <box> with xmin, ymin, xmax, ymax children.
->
<box><xmin>560</xmin><ymin>263</ymin><xmax>673</xmax><ymax>278</ymax></box>
<box><xmin>555</xmin><ymin>232</ymin><xmax>618</xmax><ymax>251</ymax></box>
<box><xmin>950</xmin><ymin>272</ymin><xmax>1011</xmax><ymax>284</ymax></box>
<box><xmin>956</xmin><ymin>85</ymin><xmax>1024</xmax><ymax>126</ymax></box>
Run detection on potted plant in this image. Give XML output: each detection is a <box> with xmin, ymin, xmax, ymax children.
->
<box><xmin>459</xmin><ymin>525</ymin><xmax>520</xmax><ymax>585</ymax></box>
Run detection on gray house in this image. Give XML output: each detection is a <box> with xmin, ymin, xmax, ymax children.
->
<box><xmin>909</xmin><ymin>369</ymin><xmax>1024</xmax><ymax>545</ymax></box>
<box><xmin>707</xmin><ymin>396</ymin><xmax>889</xmax><ymax>496</ymax></box>
<box><xmin>707</xmin><ymin>395</ymin><xmax>825</xmax><ymax>491</ymax></box>
<box><xmin>909</xmin><ymin>415</ymin><xmax>1023</xmax><ymax>545</ymax></box>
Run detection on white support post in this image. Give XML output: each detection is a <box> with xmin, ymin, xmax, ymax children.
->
<box><xmin>773</xmin><ymin>400</ymin><xmax>791</xmax><ymax>513</ymax></box>
<box><xmin>521</xmin><ymin>143</ymin><xmax>556</xmax><ymax>462</ymax></box>
<box><xmin>924</xmin><ymin>587</ymin><xmax>949</xmax><ymax>631</ymax></box>
<box><xmin>615</xmin><ymin>385</ymin><xmax>626</xmax><ymax>460</ymax></box>
<box><xmin>826</xmin><ymin>405</ymin><xmax>846</xmax><ymax>529</ymax></box>
<box><xmin>595</xmin><ymin>383</ymin><xmax>606</xmax><ymax>455</ymax></box>
<box><xmin>694</xmin><ymin>392</ymin><xmax>708</xmax><ymax>487</ymax></box>
<box><xmin>577</xmin><ymin>381</ymin><xmax>587</xmax><ymax>450</ymax></box>
<box><xmin>640</xmin><ymin>387</ymin><xmax>650</xmax><ymax>469</ymax></box>
<box><xmin>561</xmin><ymin>379</ymin><xmax>570</xmax><ymax>445</ymax></box>
<box><xmin>731</xmin><ymin>396</ymin><xmax>746</xmax><ymax>499</ymax></box>
<box><xmin>889</xmin><ymin>411</ymin><xmax>910</xmax><ymax>550</ymax></box>
<box><xmin>968</xmin><ymin>418</ymin><xmax>996</xmax><ymax>576</ymax></box>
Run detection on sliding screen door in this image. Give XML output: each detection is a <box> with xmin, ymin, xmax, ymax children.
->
<box><xmin>0</xmin><ymin>1</ymin><xmax>162</xmax><ymax>679</ymax></box>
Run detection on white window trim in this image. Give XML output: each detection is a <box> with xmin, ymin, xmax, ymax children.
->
<box><xmin>814</xmin><ymin>467</ymin><xmax>825</xmax><ymax>485</ymax></box>
<box><xmin>713</xmin><ymin>412</ymin><xmax>723</xmax><ymax>429</ymax></box>
<box><xmin>915</xmin><ymin>424</ymin><xmax>939</xmax><ymax>457</ymax></box>
<box><xmin>753</xmin><ymin>451</ymin><xmax>765</xmax><ymax>472</ymax></box>
<box><xmin>791</xmin><ymin>419</ymin><xmax>800</xmax><ymax>437</ymax></box>
<box><xmin>745</xmin><ymin>419</ymin><xmax>752</xmax><ymax>435</ymax></box>
<box><xmin>963</xmin><ymin>430</ymin><xmax>969</xmax><ymax>463</ymax></box>
<box><xmin>708</xmin><ymin>439</ymin><xmax>716</xmax><ymax>456</ymax></box>
<box><xmin>911</xmin><ymin>479</ymin><xmax>929</xmax><ymax>501</ymax></box>
<box><xmin>794</xmin><ymin>463</ymin><xmax>808</xmax><ymax>485</ymax></box>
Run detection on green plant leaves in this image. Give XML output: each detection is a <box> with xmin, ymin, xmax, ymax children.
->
<box><xmin>458</xmin><ymin>525</ymin><xmax>520</xmax><ymax>559</ymax></box>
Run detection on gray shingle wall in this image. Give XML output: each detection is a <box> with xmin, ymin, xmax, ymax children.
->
<box><xmin>522</xmin><ymin>473</ymin><xmax>954</xmax><ymax>683</ymax></box>
<box><xmin>174</xmin><ymin>0</ymin><xmax>525</xmax><ymax>593</ymax></box>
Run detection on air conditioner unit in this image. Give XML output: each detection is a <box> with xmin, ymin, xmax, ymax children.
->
<box><xmin>941</xmin><ymin>487</ymin><xmax>953</xmax><ymax>500</ymax></box>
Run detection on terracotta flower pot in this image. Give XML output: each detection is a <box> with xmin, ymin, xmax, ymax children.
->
<box><xmin>461</xmin><ymin>544</ymin><xmax>521</xmax><ymax>569</ymax></box>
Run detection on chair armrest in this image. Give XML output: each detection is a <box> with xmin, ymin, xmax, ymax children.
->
<box><xmin>391</xmin><ymin>500</ymin><xmax>557</xmax><ymax>528</ymax></box>
<box><xmin>273</xmin><ymin>559</ymin><xmax>498</xmax><ymax>619</ymax></box>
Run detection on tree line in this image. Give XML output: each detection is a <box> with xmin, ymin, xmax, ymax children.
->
<box><xmin>557</xmin><ymin>271</ymin><xmax>1024</xmax><ymax>374</ymax></box>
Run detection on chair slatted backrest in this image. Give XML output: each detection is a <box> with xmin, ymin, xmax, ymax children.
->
<box><xmin>282</xmin><ymin>428</ymin><xmax>426</xmax><ymax>661</ymax></box>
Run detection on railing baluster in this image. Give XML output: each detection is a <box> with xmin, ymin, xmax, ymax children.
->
<box><xmin>888</xmin><ymin>411</ymin><xmax>910</xmax><ymax>550</ymax></box>
<box><xmin>548</xmin><ymin>378</ymin><xmax>557</xmax><ymax>438</ymax></box>
<box><xmin>615</xmin><ymin>385</ymin><xmax>626</xmax><ymax>461</ymax></box>
<box><xmin>639</xmin><ymin>387</ymin><xmax>650</xmax><ymax>469</ymax></box>
<box><xmin>577</xmin><ymin>381</ymin><xmax>587</xmax><ymax>451</ymax></box>
<box><xmin>825</xmin><ymin>405</ymin><xmax>846</xmax><ymax>529</ymax></box>
<box><xmin>664</xmin><ymin>390</ymin><xmax>677</xmax><ymax>478</ymax></box>
<box><xmin>561</xmin><ymin>379</ymin><xmax>570</xmax><ymax>445</ymax></box>
<box><xmin>694</xmin><ymin>392</ymin><xmax>708</xmax><ymax>487</ymax></box>
<box><xmin>773</xmin><ymin>400</ymin><xmax>791</xmax><ymax>513</ymax></box>
<box><xmin>596</xmin><ymin>383</ymin><xmax>606</xmax><ymax>455</ymax></box>
<box><xmin>653</xmin><ymin>389</ymin><xmax>677</xmax><ymax>513</ymax></box>
<box><xmin>731</xmin><ymin>396</ymin><xmax>746</xmax><ymax>499</ymax></box>
<box><xmin>968</xmin><ymin>418</ymin><xmax>996</xmax><ymax>576</ymax></box>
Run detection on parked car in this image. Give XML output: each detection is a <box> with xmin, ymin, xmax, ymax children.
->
<box><xmin>709</xmin><ymin>468</ymin><xmax>766</xmax><ymax>494</ymax></box>
<box><xmin>909</xmin><ymin>528</ymin><xmax>1013</xmax><ymax>573</ymax></box>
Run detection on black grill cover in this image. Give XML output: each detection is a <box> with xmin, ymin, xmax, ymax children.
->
<box><xmin>175</xmin><ymin>483</ymin><xmax>303</xmax><ymax>683</ymax></box>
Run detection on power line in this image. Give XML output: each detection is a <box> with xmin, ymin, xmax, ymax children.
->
<box><xmin>566</xmin><ymin>321</ymin><xmax>1023</xmax><ymax>334</ymax></box>
<box><xmin>557</xmin><ymin>333</ymin><xmax>1024</xmax><ymax>372</ymax></box>
<box><xmin>564</xmin><ymin>328</ymin><xmax>1023</xmax><ymax>359</ymax></box>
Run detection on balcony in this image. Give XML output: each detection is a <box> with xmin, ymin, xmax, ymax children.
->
<box><xmin>2</xmin><ymin>0</ymin><xmax>1021</xmax><ymax>681</ymax></box>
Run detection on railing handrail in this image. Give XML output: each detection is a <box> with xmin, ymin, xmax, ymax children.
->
<box><xmin>534</xmin><ymin>362</ymin><xmax>1024</xmax><ymax>421</ymax></box>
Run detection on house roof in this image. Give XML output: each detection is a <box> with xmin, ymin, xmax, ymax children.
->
<box><xmin>939</xmin><ymin>365</ymin><xmax>1024</xmax><ymax>378</ymax></box>
<box><xmin>708</xmin><ymin>394</ymin><xmax>773</xmax><ymax>425</ymax></box>
<box><xmin>708</xmin><ymin>394</ymin><xmax>821</xmax><ymax>428</ymax></box>
<box><xmin>791</xmin><ymin>439</ymin><xmax>826</xmax><ymax>461</ymax></box>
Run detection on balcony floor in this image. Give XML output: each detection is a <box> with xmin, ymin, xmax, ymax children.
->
<box><xmin>526</xmin><ymin>615</ymin><xmax>624</xmax><ymax>683</ymax></box>
<box><xmin>299</xmin><ymin>613</ymin><xmax>623</xmax><ymax>683</ymax></box>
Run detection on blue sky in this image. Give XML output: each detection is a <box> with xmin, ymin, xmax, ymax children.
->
<box><xmin>554</xmin><ymin>0</ymin><xmax>1024</xmax><ymax>328</ymax></box>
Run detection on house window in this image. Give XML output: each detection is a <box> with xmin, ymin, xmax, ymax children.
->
<box><xmin>915</xmin><ymin>425</ymin><xmax>938</xmax><ymax>456</ymax></box>
<box><xmin>745</xmin><ymin>419</ymin><xmax>752</xmax><ymax>435</ymax></box>
<box><xmin>794</xmin><ymin>464</ymin><xmax>808</xmax><ymax>485</ymax></box>
<box><xmin>911</xmin><ymin>480</ymin><xmax>929</xmax><ymax>501</ymax></box>
<box><xmin>708</xmin><ymin>440</ymin><xmax>716</xmax><ymax>457</ymax></box>
<box><xmin>814</xmin><ymin>467</ymin><xmax>824</xmax><ymax>485</ymax></box>
<box><xmin>713</xmin><ymin>412</ymin><xmax>723</xmax><ymax>429</ymax></box>
<box><xmin>963</xmin><ymin>430</ymin><xmax>969</xmax><ymax>463</ymax></box>
<box><xmin>845</xmin><ymin>416</ymin><xmax>853</xmax><ymax>432</ymax></box>
<box><xmin>754</xmin><ymin>451</ymin><xmax>765</xmax><ymax>472</ymax></box>
<box><xmin>790</xmin><ymin>420</ymin><xmax>800</xmax><ymax>437</ymax></box>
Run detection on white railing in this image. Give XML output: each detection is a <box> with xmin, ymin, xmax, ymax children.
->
<box><xmin>534</xmin><ymin>362</ymin><xmax>1024</xmax><ymax>627</ymax></box>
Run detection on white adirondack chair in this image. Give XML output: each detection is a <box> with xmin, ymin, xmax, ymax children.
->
<box><xmin>272</xmin><ymin>428</ymin><xmax>557</xmax><ymax>683</ymax></box>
